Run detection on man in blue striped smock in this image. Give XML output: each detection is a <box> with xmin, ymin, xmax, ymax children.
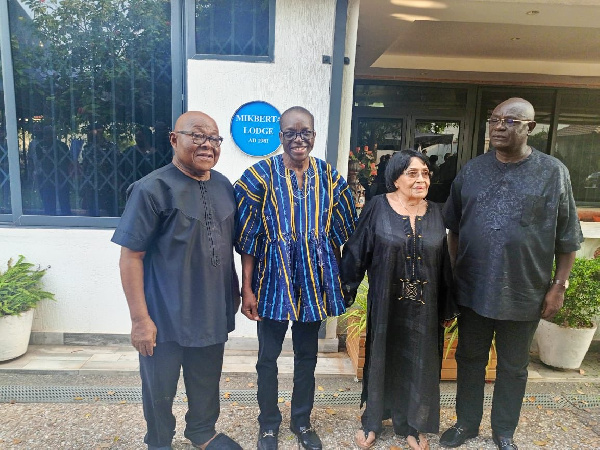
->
<box><xmin>234</xmin><ymin>106</ymin><xmax>357</xmax><ymax>450</ymax></box>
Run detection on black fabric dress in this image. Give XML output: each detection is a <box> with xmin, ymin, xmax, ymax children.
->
<box><xmin>340</xmin><ymin>195</ymin><xmax>457</xmax><ymax>436</ymax></box>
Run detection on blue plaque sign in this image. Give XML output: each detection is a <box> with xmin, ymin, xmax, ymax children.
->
<box><xmin>231</xmin><ymin>101</ymin><xmax>281</xmax><ymax>157</ymax></box>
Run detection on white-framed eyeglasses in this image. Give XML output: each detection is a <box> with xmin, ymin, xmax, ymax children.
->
<box><xmin>403</xmin><ymin>169</ymin><xmax>431</xmax><ymax>179</ymax></box>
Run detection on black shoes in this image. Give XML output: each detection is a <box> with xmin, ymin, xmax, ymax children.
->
<box><xmin>257</xmin><ymin>429</ymin><xmax>278</xmax><ymax>450</ymax></box>
<box><xmin>492</xmin><ymin>431</ymin><xmax>518</xmax><ymax>449</ymax></box>
<box><xmin>192</xmin><ymin>433</ymin><xmax>242</xmax><ymax>449</ymax></box>
<box><xmin>290</xmin><ymin>424</ymin><xmax>322</xmax><ymax>450</ymax></box>
<box><xmin>439</xmin><ymin>424</ymin><xmax>479</xmax><ymax>448</ymax></box>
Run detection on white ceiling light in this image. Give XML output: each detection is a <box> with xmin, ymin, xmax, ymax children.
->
<box><xmin>391</xmin><ymin>0</ymin><xmax>447</xmax><ymax>8</ymax></box>
<box><xmin>392</xmin><ymin>13</ymin><xmax>439</xmax><ymax>21</ymax></box>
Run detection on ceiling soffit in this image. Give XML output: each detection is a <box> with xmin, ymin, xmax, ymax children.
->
<box><xmin>356</xmin><ymin>0</ymin><xmax>600</xmax><ymax>84</ymax></box>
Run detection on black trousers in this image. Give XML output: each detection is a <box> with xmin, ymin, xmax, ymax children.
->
<box><xmin>139</xmin><ymin>341</ymin><xmax>224</xmax><ymax>450</ymax></box>
<box><xmin>256</xmin><ymin>318</ymin><xmax>321</xmax><ymax>432</ymax></box>
<box><xmin>455</xmin><ymin>306</ymin><xmax>539</xmax><ymax>437</ymax></box>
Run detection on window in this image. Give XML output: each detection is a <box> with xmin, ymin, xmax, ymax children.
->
<box><xmin>193</xmin><ymin>0</ymin><xmax>275</xmax><ymax>60</ymax></box>
<box><xmin>554</xmin><ymin>91</ymin><xmax>600</xmax><ymax>206</ymax></box>
<box><xmin>475</xmin><ymin>88</ymin><xmax>599</xmax><ymax>208</ymax></box>
<box><xmin>6</xmin><ymin>0</ymin><xmax>173</xmax><ymax>220</ymax></box>
<box><xmin>476</xmin><ymin>89</ymin><xmax>555</xmax><ymax>156</ymax></box>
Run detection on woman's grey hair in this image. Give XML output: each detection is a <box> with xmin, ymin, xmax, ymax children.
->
<box><xmin>385</xmin><ymin>150</ymin><xmax>431</xmax><ymax>192</ymax></box>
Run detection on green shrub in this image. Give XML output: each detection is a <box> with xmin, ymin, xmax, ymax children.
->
<box><xmin>0</xmin><ymin>256</ymin><xmax>55</xmax><ymax>316</ymax></box>
<box><xmin>552</xmin><ymin>257</ymin><xmax>600</xmax><ymax>329</ymax></box>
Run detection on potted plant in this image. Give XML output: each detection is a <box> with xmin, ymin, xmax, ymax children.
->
<box><xmin>536</xmin><ymin>256</ymin><xmax>600</xmax><ymax>369</ymax></box>
<box><xmin>339</xmin><ymin>277</ymin><xmax>368</xmax><ymax>380</ymax></box>
<box><xmin>0</xmin><ymin>256</ymin><xmax>55</xmax><ymax>361</ymax></box>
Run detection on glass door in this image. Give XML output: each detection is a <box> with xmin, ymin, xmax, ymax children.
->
<box><xmin>411</xmin><ymin>118</ymin><xmax>462</xmax><ymax>203</ymax></box>
<box><xmin>351</xmin><ymin>116</ymin><xmax>462</xmax><ymax>205</ymax></box>
<box><xmin>350</xmin><ymin>118</ymin><xmax>404</xmax><ymax>212</ymax></box>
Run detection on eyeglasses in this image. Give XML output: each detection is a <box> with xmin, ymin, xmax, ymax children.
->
<box><xmin>403</xmin><ymin>169</ymin><xmax>431</xmax><ymax>179</ymax></box>
<box><xmin>281</xmin><ymin>130</ymin><xmax>315</xmax><ymax>141</ymax></box>
<box><xmin>487</xmin><ymin>117</ymin><xmax>533</xmax><ymax>127</ymax></box>
<box><xmin>176</xmin><ymin>130</ymin><xmax>223</xmax><ymax>147</ymax></box>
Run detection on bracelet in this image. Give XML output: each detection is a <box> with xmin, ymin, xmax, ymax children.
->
<box><xmin>552</xmin><ymin>278</ymin><xmax>569</xmax><ymax>289</ymax></box>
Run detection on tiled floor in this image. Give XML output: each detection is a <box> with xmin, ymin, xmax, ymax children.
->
<box><xmin>0</xmin><ymin>345</ymin><xmax>356</xmax><ymax>376</ymax></box>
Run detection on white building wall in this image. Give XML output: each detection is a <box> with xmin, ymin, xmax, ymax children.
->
<box><xmin>187</xmin><ymin>0</ymin><xmax>342</xmax><ymax>338</ymax></box>
<box><xmin>336</xmin><ymin>0</ymin><xmax>360</xmax><ymax>177</ymax></box>
<box><xmin>0</xmin><ymin>0</ymin><xmax>355</xmax><ymax>342</ymax></box>
<box><xmin>188</xmin><ymin>0</ymin><xmax>337</xmax><ymax>182</ymax></box>
<box><xmin>0</xmin><ymin>228</ymin><xmax>128</xmax><ymax>335</ymax></box>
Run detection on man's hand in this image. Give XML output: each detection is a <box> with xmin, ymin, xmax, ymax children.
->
<box><xmin>131</xmin><ymin>315</ymin><xmax>157</xmax><ymax>356</ymax></box>
<box><xmin>541</xmin><ymin>285</ymin><xmax>565</xmax><ymax>320</ymax></box>
<box><xmin>241</xmin><ymin>288</ymin><xmax>261</xmax><ymax>321</ymax></box>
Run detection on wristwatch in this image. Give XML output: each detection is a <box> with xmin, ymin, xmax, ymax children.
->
<box><xmin>552</xmin><ymin>278</ymin><xmax>569</xmax><ymax>289</ymax></box>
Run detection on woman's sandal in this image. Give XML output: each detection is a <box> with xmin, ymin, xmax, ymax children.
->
<box><xmin>354</xmin><ymin>429</ymin><xmax>376</xmax><ymax>449</ymax></box>
<box><xmin>406</xmin><ymin>430</ymin><xmax>429</xmax><ymax>450</ymax></box>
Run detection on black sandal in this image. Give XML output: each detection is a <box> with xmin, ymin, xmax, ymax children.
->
<box><xmin>355</xmin><ymin>428</ymin><xmax>376</xmax><ymax>449</ymax></box>
<box><xmin>408</xmin><ymin>428</ymin><xmax>420</xmax><ymax>444</ymax></box>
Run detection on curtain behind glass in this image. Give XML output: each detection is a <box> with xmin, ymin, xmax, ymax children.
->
<box><xmin>8</xmin><ymin>0</ymin><xmax>172</xmax><ymax>217</ymax></box>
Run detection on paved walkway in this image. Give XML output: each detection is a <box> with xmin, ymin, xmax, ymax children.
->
<box><xmin>1</xmin><ymin>345</ymin><xmax>600</xmax><ymax>449</ymax></box>
<box><xmin>0</xmin><ymin>344</ymin><xmax>599</xmax><ymax>382</ymax></box>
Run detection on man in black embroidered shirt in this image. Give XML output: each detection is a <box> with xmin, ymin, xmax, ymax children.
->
<box><xmin>112</xmin><ymin>111</ymin><xmax>242</xmax><ymax>450</ymax></box>
<box><xmin>440</xmin><ymin>98</ymin><xmax>583</xmax><ymax>450</ymax></box>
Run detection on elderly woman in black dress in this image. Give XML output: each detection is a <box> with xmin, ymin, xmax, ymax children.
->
<box><xmin>341</xmin><ymin>150</ymin><xmax>458</xmax><ymax>450</ymax></box>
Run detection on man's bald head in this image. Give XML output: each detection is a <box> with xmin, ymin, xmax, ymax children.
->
<box><xmin>170</xmin><ymin>111</ymin><xmax>221</xmax><ymax>181</ymax></box>
<box><xmin>494</xmin><ymin>98</ymin><xmax>535</xmax><ymax>121</ymax></box>
<box><xmin>489</xmin><ymin>97</ymin><xmax>537</xmax><ymax>158</ymax></box>
<box><xmin>173</xmin><ymin>111</ymin><xmax>218</xmax><ymax>134</ymax></box>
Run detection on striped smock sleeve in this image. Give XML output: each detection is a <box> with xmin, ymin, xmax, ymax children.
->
<box><xmin>329</xmin><ymin>168</ymin><xmax>358</xmax><ymax>248</ymax></box>
<box><xmin>234</xmin><ymin>163</ymin><xmax>267</xmax><ymax>257</ymax></box>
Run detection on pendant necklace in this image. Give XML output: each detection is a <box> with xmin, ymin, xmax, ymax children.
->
<box><xmin>397</xmin><ymin>195</ymin><xmax>424</xmax><ymax>216</ymax></box>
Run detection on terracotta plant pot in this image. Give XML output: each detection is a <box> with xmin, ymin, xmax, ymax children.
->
<box><xmin>345</xmin><ymin>316</ymin><xmax>366</xmax><ymax>380</ymax></box>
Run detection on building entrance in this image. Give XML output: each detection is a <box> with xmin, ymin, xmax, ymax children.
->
<box><xmin>349</xmin><ymin>114</ymin><xmax>463</xmax><ymax>209</ymax></box>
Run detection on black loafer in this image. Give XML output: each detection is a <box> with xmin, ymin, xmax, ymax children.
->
<box><xmin>439</xmin><ymin>424</ymin><xmax>479</xmax><ymax>448</ymax></box>
<box><xmin>193</xmin><ymin>433</ymin><xmax>243</xmax><ymax>449</ymax></box>
<box><xmin>492</xmin><ymin>431</ymin><xmax>518</xmax><ymax>449</ymax></box>
<box><xmin>257</xmin><ymin>429</ymin><xmax>278</xmax><ymax>450</ymax></box>
<box><xmin>290</xmin><ymin>424</ymin><xmax>322</xmax><ymax>450</ymax></box>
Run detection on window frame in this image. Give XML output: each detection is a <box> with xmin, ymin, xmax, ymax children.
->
<box><xmin>0</xmin><ymin>0</ymin><xmax>183</xmax><ymax>228</ymax></box>
<box><xmin>186</xmin><ymin>0</ymin><xmax>276</xmax><ymax>62</ymax></box>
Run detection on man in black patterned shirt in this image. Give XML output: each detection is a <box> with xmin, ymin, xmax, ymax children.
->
<box><xmin>440</xmin><ymin>98</ymin><xmax>583</xmax><ymax>450</ymax></box>
<box><xmin>113</xmin><ymin>111</ymin><xmax>241</xmax><ymax>450</ymax></box>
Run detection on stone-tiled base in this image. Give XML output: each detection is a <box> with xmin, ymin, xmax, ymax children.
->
<box><xmin>3</xmin><ymin>343</ymin><xmax>599</xmax><ymax>381</ymax></box>
<box><xmin>0</xmin><ymin>345</ymin><xmax>355</xmax><ymax>376</ymax></box>
<box><xmin>30</xmin><ymin>333</ymin><xmax>340</xmax><ymax>352</ymax></box>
